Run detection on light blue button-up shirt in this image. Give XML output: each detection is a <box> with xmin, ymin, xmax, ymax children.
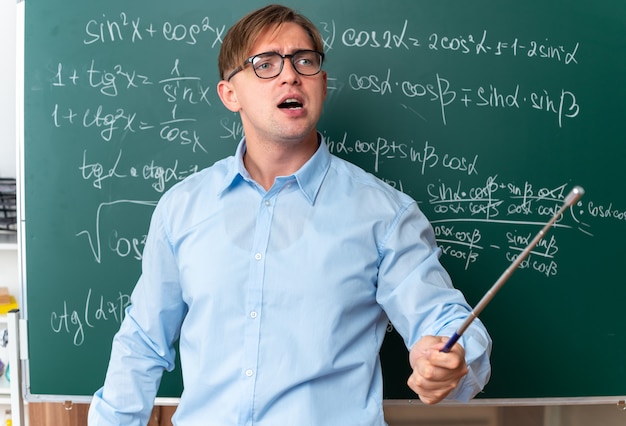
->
<box><xmin>89</xmin><ymin>137</ymin><xmax>491</xmax><ymax>426</ymax></box>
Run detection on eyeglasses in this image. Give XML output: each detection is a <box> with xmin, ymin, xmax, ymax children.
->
<box><xmin>226</xmin><ymin>50</ymin><xmax>325</xmax><ymax>81</ymax></box>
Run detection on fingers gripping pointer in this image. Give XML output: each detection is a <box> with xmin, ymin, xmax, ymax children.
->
<box><xmin>407</xmin><ymin>335</ymin><xmax>469</xmax><ymax>404</ymax></box>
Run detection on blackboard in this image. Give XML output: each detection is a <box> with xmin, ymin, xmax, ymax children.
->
<box><xmin>22</xmin><ymin>0</ymin><xmax>626</xmax><ymax>402</ymax></box>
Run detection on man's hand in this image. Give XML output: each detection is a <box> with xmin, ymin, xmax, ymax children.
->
<box><xmin>407</xmin><ymin>335</ymin><xmax>469</xmax><ymax>404</ymax></box>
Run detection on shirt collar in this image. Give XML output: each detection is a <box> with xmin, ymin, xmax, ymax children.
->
<box><xmin>219</xmin><ymin>133</ymin><xmax>331</xmax><ymax>205</ymax></box>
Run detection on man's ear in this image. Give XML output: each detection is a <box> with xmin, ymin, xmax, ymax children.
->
<box><xmin>217</xmin><ymin>80</ymin><xmax>241</xmax><ymax>112</ymax></box>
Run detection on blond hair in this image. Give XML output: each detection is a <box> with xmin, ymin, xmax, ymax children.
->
<box><xmin>218</xmin><ymin>4</ymin><xmax>324</xmax><ymax>80</ymax></box>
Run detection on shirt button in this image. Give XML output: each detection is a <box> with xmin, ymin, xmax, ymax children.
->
<box><xmin>245</xmin><ymin>369</ymin><xmax>254</xmax><ymax>377</ymax></box>
<box><xmin>250</xmin><ymin>311</ymin><xmax>258</xmax><ymax>319</ymax></box>
<box><xmin>254</xmin><ymin>253</ymin><xmax>262</xmax><ymax>261</ymax></box>
<box><xmin>264</xmin><ymin>200</ymin><xmax>271</xmax><ymax>207</ymax></box>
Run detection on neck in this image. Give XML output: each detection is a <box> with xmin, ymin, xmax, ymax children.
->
<box><xmin>243</xmin><ymin>133</ymin><xmax>319</xmax><ymax>191</ymax></box>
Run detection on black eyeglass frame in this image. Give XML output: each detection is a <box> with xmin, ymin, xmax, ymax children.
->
<box><xmin>226</xmin><ymin>49</ymin><xmax>325</xmax><ymax>81</ymax></box>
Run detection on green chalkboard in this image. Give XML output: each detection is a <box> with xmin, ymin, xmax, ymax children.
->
<box><xmin>23</xmin><ymin>0</ymin><xmax>626</xmax><ymax>402</ymax></box>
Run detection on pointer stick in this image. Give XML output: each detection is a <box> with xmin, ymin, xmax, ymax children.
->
<box><xmin>440</xmin><ymin>185</ymin><xmax>585</xmax><ymax>353</ymax></box>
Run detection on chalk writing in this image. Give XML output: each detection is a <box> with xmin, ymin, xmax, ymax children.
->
<box><xmin>83</xmin><ymin>13</ymin><xmax>225</xmax><ymax>46</ymax></box>
<box><xmin>79</xmin><ymin>149</ymin><xmax>198</xmax><ymax>192</ymax></box>
<box><xmin>435</xmin><ymin>225</ymin><xmax>482</xmax><ymax>270</ymax></box>
<box><xmin>50</xmin><ymin>57</ymin><xmax>214</xmax><ymax>152</ymax></box>
<box><xmin>325</xmin><ymin>132</ymin><xmax>479</xmax><ymax>175</ymax></box>
<box><xmin>327</xmin><ymin>20</ymin><xmax>580</xmax><ymax>65</ymax></box>
<box><xmin>428</xmin><ymin>31</ymin><xmax>579</xmax><ymax>65</ymax></box>
<box><xmin>587</xmin><ymin>202</ymin><xmax>626</xmax><ymax>221</ymax></box>
<box><xmin>348</xmin><ymin>70</ymin><xmax>579</xmax><ymax>127</ymax></box>
<box><xmin>76</xmin><ymin>200</ymin><xmax>157</xmax><ymax>263</ymax></box>
<box><xmin>50</xmin><ymin>288</ymin><xmax>131</xmax><ymax>346</ymax></box>
<box><xmin>219</xmin><ymin>116</ymin><xmax>245</xmax><ymax>141</ymax></box>
<box><xmin>109</xmin><ymin>229</ymin><xmax>147</xmax><ymax>261</ymax></box>
<box><xmin>53</xmin><ymin>60</ymin><xmax>154</xmax><ymax>95</ymax></box>
<box><xmin>81</xmin><ymin>15</ymin><xmax>581</xmax><ymax>67</ymax></box>
<box><xmin>342</xmin><ymin>20</ymin><xmax>411</xmax><ymax>49</ymax></box>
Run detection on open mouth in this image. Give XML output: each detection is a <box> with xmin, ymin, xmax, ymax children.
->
<box><xmin>278</xmin><ymin>98</ymin><xmax>303</xmax><ymax>109</ymax></box>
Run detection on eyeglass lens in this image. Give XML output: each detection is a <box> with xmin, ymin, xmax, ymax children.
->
<box><xmin>251</xmin><ymin>51</ymin><xmax>322</xmax><ymax>79</ymax></box>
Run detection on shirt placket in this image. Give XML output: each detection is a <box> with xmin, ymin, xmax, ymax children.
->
<box><xmin>238</xmin><ymin>188</ymin><xmax>276</xmax><ymax>426</ymax></box>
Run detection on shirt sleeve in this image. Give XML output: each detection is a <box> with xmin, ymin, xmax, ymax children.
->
<box><xmin>375</xmin><ymin>201</ymin><xmax>492</xmax><ymax>402</ymax></box>
<box><xmin>88</xmin><ymin>197</ymin><xmax>187</xmax><ymax>425</ymax></box>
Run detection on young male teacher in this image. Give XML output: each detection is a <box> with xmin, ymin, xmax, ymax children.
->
<box><xmin>88</xmin><ymin>4</ymin><xmax>492</xmax><ymax>425</ymax></box>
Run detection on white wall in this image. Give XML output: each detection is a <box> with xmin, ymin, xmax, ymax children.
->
<box><xmin>0</xmin><ymin>0</ymin><xmax>17</xmax><ymax>179</ymax></box>
<box><xmin>0</xmin><ymin>2</ymin><xmax>22</xmax><ymax>422</ymax></box>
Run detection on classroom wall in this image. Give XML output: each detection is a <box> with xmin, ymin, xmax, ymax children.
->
<box><xmin>0</xmin><ymin>0</ymin><xmax>17</xmax><ymax>179</ymax></box>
